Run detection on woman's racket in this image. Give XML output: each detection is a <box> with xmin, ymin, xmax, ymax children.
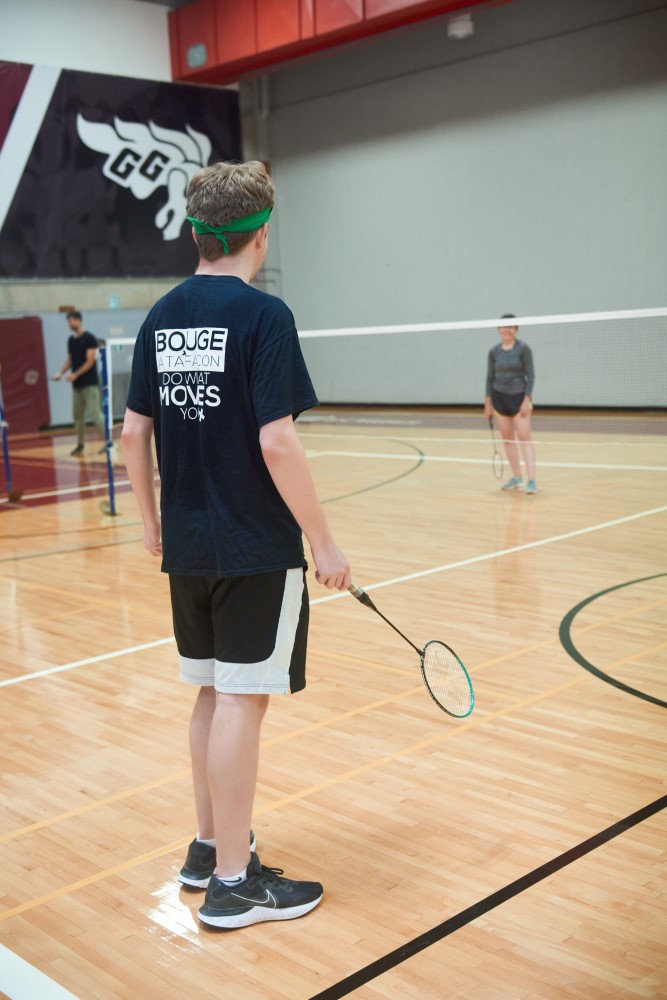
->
<box><xmin>488</xmin><ymin>416</ymin><xmax>503</xmax><ymax>480</ymax></box>
<box><xmin>347</xmin><ymin>584</ymin><xmax>474</xmax><ymax>718</ymax></box>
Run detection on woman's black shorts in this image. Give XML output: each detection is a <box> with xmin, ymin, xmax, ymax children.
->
<box><xmin>491</xmin><ymin>389</ymin><xmax>525</xmax><ymax>417</ymax></box>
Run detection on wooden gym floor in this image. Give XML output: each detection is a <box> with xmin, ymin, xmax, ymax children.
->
<box><xmin>0</xmin><ymin>406</ymin><xmax>665</xmax><ymax>999</ymax></box>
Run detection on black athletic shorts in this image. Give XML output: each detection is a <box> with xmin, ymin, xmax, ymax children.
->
<box><xmin>169</xmin><ymin>568</ymin><xmax>309</xmax><ymax>694</ymax></box>
<box><xmin>491</xmin><ymin>389</ymin><xmax>525</xmax><ymax>417</ymax></box>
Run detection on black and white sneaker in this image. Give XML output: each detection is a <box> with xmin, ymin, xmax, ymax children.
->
<box><xmin>178</xmin><ymin>831</ymin><xmax>256</xmax><ymax>888</ymax></box>
<box><xmin>198</xmin><ymin>853</ymin><xmax>323</xmax><ymax>928</ymax></box>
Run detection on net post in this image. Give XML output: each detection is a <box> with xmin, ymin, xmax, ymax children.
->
<box><xmin>99</xmin><ymin>345</ymin><xmax>117</xmax><ymax>517</ymax></box>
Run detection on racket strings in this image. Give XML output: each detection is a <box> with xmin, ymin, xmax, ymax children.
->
<box><xmin>421</xmin><ymin>641</ymin><xmax>473</xmax><ymax>717</ymax></box>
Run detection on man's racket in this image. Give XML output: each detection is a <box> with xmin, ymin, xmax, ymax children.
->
<box><xmin>488</xmin><ymin>417</ymin><xmax>503</xmax><ymax>480</ymax></box>
<box><xmin>347</xmin><ymin>584</ymin><xmax>474</xmax><ymax>718</ymax></box>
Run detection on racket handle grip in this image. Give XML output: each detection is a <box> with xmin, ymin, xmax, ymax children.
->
<box><xmin>348</xmin><ymin>583</ymin><xmax>374</xmax><ymax>608</ymax></box>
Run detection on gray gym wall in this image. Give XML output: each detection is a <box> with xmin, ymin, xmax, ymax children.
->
<box><xmin>241</xmin><ymin>0</ymin><xmax>667</xmax><ymax>406</ymax></box>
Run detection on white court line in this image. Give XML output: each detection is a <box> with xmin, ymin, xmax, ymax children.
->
<box><xmin>2</xmin><ymin>504</ymin><xmax>665</xmax><ymax>685</ymax></box>
<box><xmin>0</xmin><ymin>477</ymin><xmax>157</xmax><ymax>506</ymax></box>
<box><xmin>0</xmin><ymin>638</ymin><xmax>174</xmax><ymax>688</ymax></box>
<box><xmin>2</xmin><ymin>449</ymin><xmax>664</xmax><ymax>509</ymax></box>
<box><xmin>1</xmin><ymin>506</ymin><xmax>665</xmax><ymax>1000</ymax></box>
<box><xmin>0</xmin><ymin>480</ymin><xmax>123</xmax><ymax>504</ymax></box>
<box><xmin>308</xmin><ymin>450</ymin><xmax>667</xmax><ymax>472</ymax></box>
<box><xmin>0</xmin><ymin>67</ymin><xmax>60</xmax><ymax>230</ymax></box>
<box><xmin>0</xmin><ymin>945</ymin><xmax>80</xmax><ymax>1000</ymax></box>
<box><xmin>310</xmin><ymin>503</ymin><xmax>667</xmax><ymax>604</ymax></box>
<box><xmin>299</xmin><ymin>430</ymin><xmax>667</xmax><ymax>448</ymax></box>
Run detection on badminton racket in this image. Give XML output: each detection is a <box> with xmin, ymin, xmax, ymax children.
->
<box><xmin>488</xmin><ymin>417</ymin><xmax>503</xmax><ymax>480</ymax></box>
<box><xmin>347</xmin><ymin>584</ymin><xmax>474</xmax><ymax>718</ymax></box>
<box><xmin>0</xmin><ymin>376</ymin><xmax>23</xmax><ymax>503</ymax></box>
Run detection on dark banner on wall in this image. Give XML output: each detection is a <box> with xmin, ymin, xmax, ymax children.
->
<box><xmin>0</xmin><ymin>62</ymin><xmax>241</xmax><ymax>278</ymax></box>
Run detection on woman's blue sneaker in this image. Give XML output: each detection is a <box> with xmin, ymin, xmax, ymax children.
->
<box><xmin>501</xmin><ymin>476</ymin><xmax>523</xmax><ymax>491</ymax></box>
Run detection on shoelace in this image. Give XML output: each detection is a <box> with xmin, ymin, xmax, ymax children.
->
<box><xmin>260</xmin><ymin>864</ymin><xmax>285</xmax><ymax>880</ymax></box>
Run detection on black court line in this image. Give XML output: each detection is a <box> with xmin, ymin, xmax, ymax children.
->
<box><xmin>559</xmin><ymin>572</ymin><xmax>667</xmax><ymax>709</ymax></box>
<box><xmin>322</xmin><ymin>439</ymin><xmax>425</xmax><ymax>504</ymax></box>
<box><xmin>309</xmin><ymin>795</ymin><xmax>667</xmax><ymax>1000</ymax></box>
<box><xmin>0</xmin><ymin>534</ymin><xmax>143</xmax><ymax>563</ymax></box>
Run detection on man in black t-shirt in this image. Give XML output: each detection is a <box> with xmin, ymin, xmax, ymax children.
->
<box><xmin>52</xmin><ymin>310</ymin><xmax>105</xmax><ymax>456</ymax></box>
<box><xmin>122</xmin><ymin>161</ymin><xmax>351</xmax><ymax>930</ymax></box>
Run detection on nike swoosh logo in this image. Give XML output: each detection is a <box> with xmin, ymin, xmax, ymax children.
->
<box><xmin>231</xmin><ymin>889</ymin><xmax>276</xmax><ymax>907</ymax></box>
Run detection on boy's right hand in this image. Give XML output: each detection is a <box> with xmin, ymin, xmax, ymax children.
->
<box><xmin>312</xmin><ymin>542</ymin><xmax>351</xmax><ymax>591</ymax></box>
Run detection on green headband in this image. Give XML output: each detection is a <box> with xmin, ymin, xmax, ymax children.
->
<box><xmin>186</xmin><ymin>207</ymin><xmax>273</xmax><ymax>254</ymax></box>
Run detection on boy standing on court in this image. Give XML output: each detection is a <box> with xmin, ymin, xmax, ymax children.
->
<box><xmin>122</xmin><ymin>161</ymin><xmax>351</xmax><ymax>929</ymax></box>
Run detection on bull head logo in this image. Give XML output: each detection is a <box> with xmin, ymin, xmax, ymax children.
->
<box><xmin>77</xmin><ymin>115</ymin><xmax>212</xmax><ymax>241</ymax></box>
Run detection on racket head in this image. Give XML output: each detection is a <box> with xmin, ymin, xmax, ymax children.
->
<box><xmin>420</xmin><ymin>639</ymin><xmax>474</xmax><ymax>718</ymax></box>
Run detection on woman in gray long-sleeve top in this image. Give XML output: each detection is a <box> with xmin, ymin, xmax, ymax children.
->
<box><xmin>483</xmin><ymin>313</ymin><xmax>538</xmax><ymax>494</ymax></box>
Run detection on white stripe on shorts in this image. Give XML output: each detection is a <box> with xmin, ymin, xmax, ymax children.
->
<box><xmin>178</xmin><ymin>568</ymin><xmax>304</xmax><ymax>694</ymax></box>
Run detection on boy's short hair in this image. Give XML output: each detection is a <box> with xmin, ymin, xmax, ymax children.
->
<box><xmin>186</xmin><ymin>161</ymin><xmax>275</xmax><ymax>261</ymax></box>
<box><xmin>66</xmin><ymin>310</ymin><xmax>82</xmax><ymax>321</ymax></box>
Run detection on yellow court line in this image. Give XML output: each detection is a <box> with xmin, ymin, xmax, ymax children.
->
<box><xmin>310</xmin><ymin>647</ymin><xmax>537</xmax><ymax>699</ymax></box>
<box><xmin>604</xmin><ymin>639</ymin><xmax>667</xmax><ymax>665</ymax></box>
<box><xmin>252</xmin><ymin>678</ymin><xmax>590</xmax><ymax>816</ymax></box>
<box><xmin>0</xmin><ymin>679</ymin><xmax>518</xmax><ymax>847</ymax></box>
<box><xmin>0</xmin><ymin>671</ymin><xmax>590</xmax><ymax>922</ymax></box>
<box><xmin>470</xmin><ymin>593</ymin><xmax>667</xmax><ymax>675</ymax></box>
<box><xmin>309</xmin><ymin>646</ymin><xmax>415</xmax><ymax>676</ymax></box>
<box><xmin>0</xmin><ymin>772</ymin><xmax>191</xmax><ymax>845</ymax></box>
<box><xmin>470</xmin><ymin>637</ymin><xmax>557</xmax><ymax>674</ymax></box>
<box><xmin>0</xmin><ymin>603</ymin><xmax>110</xmax><ymax>636</ymax></box>
<box><xmin>0</xmin><ymin>686</ymin><xmax>429</xmax><ymax>844</ymax></box>
<box><xmin>0</xmin><ymin>574</ymin><xmax>172</xmax><ymax>624</ymax></box>
<box><xmin>1</xmin><ymin>631</ymin><xmax>662</xmax><ymax>923</ymax></box>
<box><xmin>573</xmin><ymin>596</ymin><xmax>667</xmax><ymax>631</ymax></box>
<box><xmin>1</xmin><ymin>594</ymin><xmax>663</xmax><ymax>843</ymax></box>
<box><xmin>0</xmin><ymin>841</ymin><xmax>188</xmax><ymax>921</ymax></box>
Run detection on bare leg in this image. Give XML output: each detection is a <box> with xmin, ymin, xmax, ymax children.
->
<box><xmin>208</xmin><ymin>692</ymin><xmax>269</xmax><ymax>877</ymax></box>
<box><xmin>189</xmin><ymin>685</ymin><xmax>217</xmax><ymax>838</ymax></box>
<box><xmin>514</xmin><ymin>412</ymin><xmax>536</xmax><ymax>480</ymax></box>
<box><xmin>495</xmin><ymin>413</ymin><xmax>522</xmax><ymax>478</ymax></box>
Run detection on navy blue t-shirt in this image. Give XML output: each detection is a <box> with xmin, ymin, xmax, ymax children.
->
<box><xmin>126</xmin><ymin>274</ymin><xmax>318</xmax><ymax>576</ymax></box>
<box><xmin>69</xmin><ymin>331</ymin><xmax>99</xmax><ymax>388</ymax></box>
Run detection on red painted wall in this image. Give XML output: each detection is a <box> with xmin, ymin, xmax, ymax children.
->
<box><xmin>169</xmin><ymin>0</ymin><xmax>510</xmax><ymax>85</ymax></box>
<box><xmin>0</xmin><ymin>317</ymin><xmax>50</xmax><ymax>433</ymax></box>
